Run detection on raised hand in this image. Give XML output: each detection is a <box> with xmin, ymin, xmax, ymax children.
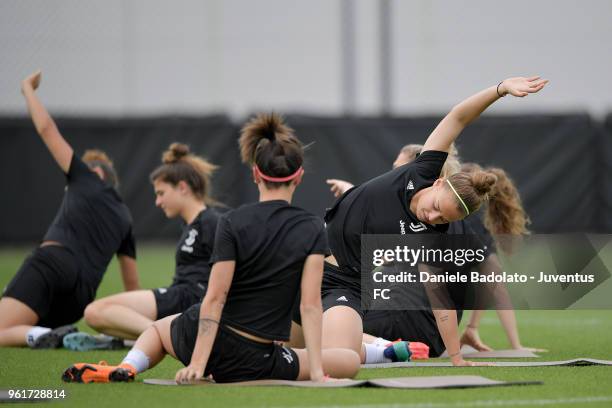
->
<box><xmin>326</xmin><ymin>179</ymin><xmax>354</xmax><ymax>198</ymax></box>
<box><xmin>499</xmin><ymin>76</ymin><xmax>548</xmax><ymax>97</ymax></box>
<box><xmin>21</xmin><ymin>70</ymin><xmax>42</xmax><ymax>93</ymax></box>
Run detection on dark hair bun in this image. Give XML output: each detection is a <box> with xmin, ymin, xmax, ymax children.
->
<box><xmin>162</xmin><ymin>143</ymin><xmax>190</xmax><ymax>164</ymax></box>
<box><xmin>239</xmin><ymin>113</ymin><xmax>291</xmax><ymax>164</ymax></box>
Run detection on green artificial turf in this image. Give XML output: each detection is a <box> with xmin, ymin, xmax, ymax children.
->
<box><xmin>1</xmin><ymin>244</ymin><xmax>612</xmax><ymax>408</ymax></box>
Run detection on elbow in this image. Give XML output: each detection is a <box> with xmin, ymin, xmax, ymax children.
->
<box><xmin>37</xmin><ymin>120</ymin><xmax>56</xmax><ymax>139</ymax></box>
<box><xmin>202</xmin><ymin>292</ymin><xmax>227</xmax><ymax>311</ymax></box>
<box><xmin>299</xmin><ymin>302</ymin><xmax>322</xmax><ymax>316</ymax></box>
<box><xmin>448</xmin><ymin>106</ymin><xmax>468</xmax><ymax>126</ymax></box>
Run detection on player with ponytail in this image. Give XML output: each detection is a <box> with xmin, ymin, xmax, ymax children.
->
<box><xmin>62</xmin><ymin>143</ymin><xmax>222</xmax><ymax>350</ymax></box>
<box><xmin>313</xmin><ymin>76</ymin><xmax>547</xmax><ymax>367</ymax></box>
<box><xmin>0</xmin><ymin>71</ymin><xmax>137</xmax><ymax>348</ymax></box>
<box><xmin>63</xmin><ymin>114</ymin><xmax>359</xmax><ymax>384</ymax></box>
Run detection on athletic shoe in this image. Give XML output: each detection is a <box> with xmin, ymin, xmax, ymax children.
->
<box><xmin>383</xmin><ymin>340</ymin><xmax>413</xmax><ymax>362</ymax></box>
<box><xmin>383</xmin><ymin>339</ymin><xmax>430</xmax><ymax>361</ymax></box>
<box><xmin>32</xmin><ymin>325</ymin><xmax>77</xmax><ymax>349</ymax></box>
<box><xmin>62</xmin><ymin>361</ymin><xmax>135</xmax><ymax>383</ymax></box>
<box><xmin>63</xmin><ymin>332</ymin><xmax>124</xmax><ymax>351</ymax></box>
<box><xmin>407</xmin><ymin>341</ymin><xmax>430</xmax><ymax>359</ymax></box>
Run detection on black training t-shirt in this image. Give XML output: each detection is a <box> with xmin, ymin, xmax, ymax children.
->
<box><xmin>173</xmin><ymin>207</ymin><xmax>220</xmax><ymax>286</ymax></box>
<box><xmin>209</xmin><ymin>200</ymin><xmax>330</xmax><ymax>341</ymax></box>
<box><xmin>43</xmin><ymin>154</ymin><xmax>135</xmax><ymax>291</ymax></box>
<box><xmin>324</xmin><ymin>150</ymin><xmax>449</xmax><ymax>282</ymax></box>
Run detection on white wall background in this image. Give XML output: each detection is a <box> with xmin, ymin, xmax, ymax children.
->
<box><xmin>1</xmin><ymin>0</ymin><xmax>611</xmax><ymax>118</ymax></box>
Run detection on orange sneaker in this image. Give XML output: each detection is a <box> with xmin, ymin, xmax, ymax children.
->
<box><xmin>62</xmin><ymin>361</ymin><xmax>135</xmax><ymax>383</ymax></box>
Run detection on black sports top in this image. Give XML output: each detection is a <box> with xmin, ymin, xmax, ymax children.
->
<box><xmin>325</xmin><ymin>150</ymin><xmax>449</xmax><ymax>283</ymax></box>
<box><xmin>209</xmin><ymin>200</ymin><xmax>329</xmax><ymax>341</ymax></box>
<box><xmin>43</xmin><ymin>154</ymin><xmax>135</xmax><ymax>290</ymax></box>
<box><xmin>173</xmin><ymin>207</ymin><xmax>220</xmax><ymax>286</ymax></box>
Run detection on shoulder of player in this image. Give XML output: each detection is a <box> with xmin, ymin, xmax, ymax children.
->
<box><xmin>415</xmin><ymin>149</ymin><xmax>448</xmax><ymax>162</ymax></box>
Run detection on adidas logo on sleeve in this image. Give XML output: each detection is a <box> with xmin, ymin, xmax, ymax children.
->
<box><xmin>406</xmin><ymin>180</ymin><xmax>415</xmax><ymax>190</ymax></box>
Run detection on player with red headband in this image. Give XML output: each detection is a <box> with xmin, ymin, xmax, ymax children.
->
<box><xmin>62</xmin><ymin>113</ymin><xmax>360</xmax><ymax>384</ymax></box>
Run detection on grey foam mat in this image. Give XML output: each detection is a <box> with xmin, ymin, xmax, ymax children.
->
<box><xmin>144</xmin><ymin>378</ymin><xmax>365</xmax><ymax>388</ymax></box>
<box><xmin>367</xmin><ymin>376</ymin><xmax>541</xmax><ymax>389</ymax></box>
<box><xmin>144</xmin><ymin>375</ymin><xmax>541</xmax><ymax>389</ymax></box>
<box><xmin>362</xmin><ymin>358</ymin><xmax>612</xmax><ymax>369</ymax></box>
<box><xmin>439</xmin><ymin>345</ymin><xmax>539</xmax><ymax>359</ymax></box>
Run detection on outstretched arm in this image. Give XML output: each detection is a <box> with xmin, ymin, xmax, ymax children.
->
<box><xmin>422</xmin><ymin>76</ymin><xmax>548</xmax><ymax>153</ymax></box>
<box><xmin>21</xmin><ymin>70</ymin><xmax>73</xmax><ymax>173</ymax></box>
<box><xmin>175</xmin><ymin>261</ymin><xmax>235</xmax><ymax>383</ymax></box>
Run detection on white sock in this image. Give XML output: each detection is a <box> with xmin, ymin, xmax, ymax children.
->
<box><xmin>121</xmin><ymin>348</ymin><xmax>150</xmax><ymax>373</ymax></box>
<box><xmin>25</xmin><ymin>326</ymin><xmax>51</xmax><ymax>347</ymax></box>
<box><xmin>373</xmin><ymin>337</ymin><xmax>392</xmax><ymax>347</ymax></box>
<box><xmin>364</xmin><ymin>342</ymin><xmax>391</xmax><ymax>364</ymax></box>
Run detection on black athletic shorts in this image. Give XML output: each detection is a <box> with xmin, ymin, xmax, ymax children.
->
<box><xmin>362</xmin><ymin>309</ymin><xmax>463</xmax><ymax>357</ymax></box>
<box><xmin>2</xmin><ymin>245</ymin><xmax>93</xmax><ymax>328</ymax></box>
<box><xmin>320</xmin><ymin>262</ymin><xmax>363</xmax><ymax>318</ymax></box>
<box><xmin>153</xmin><ymin>282</ymin><xmax>206</xmax><ymax>319</ymax></box>
<box><xmin>170</xmin><ymin>303</ymin><xmax>300</xmax><ymax>383</ymax></box>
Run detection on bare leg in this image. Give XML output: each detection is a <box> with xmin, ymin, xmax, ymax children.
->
<box><xmin>123</xmin><ymin>314</ymin><xmax>179</xmax><ymax>372</ymax></box>
<box><xmin>322</xmin><ymin>306</ymin><xmax>364</xmax><ymax>360</ymax></box>
<box><xmin>84</xmin><ymin>290</ymin><xmax>157</xmax><ymax>340</ymax></box>
<box><xmin>0</xmin><ymin>297</ymin><xmax>39</xmax><ymax>347</ymax></box>
<box><xmin>293</xmin><ymin>348</ymin><xmax>360</xmax><ymax>380</ymax></box>
<box><xmin>460</xmin><ymin>310</ymin><xmax>493</xmax><ymax>351</ymax></box>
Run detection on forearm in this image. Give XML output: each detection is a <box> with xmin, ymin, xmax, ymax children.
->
<box><xmin>22</xmin><ymin>86</ymin><xmax>72</xmax><ymax>172</ymax></box>
<box><xmin>23</xmin><ymin>87</ymin><xmax>60</xmax><ymax>140</ymax></box>
<box><xmin>300</xmin><ymin>303</ymin><xmax>324</xmax><ymax>380</ymax></box>
<box><xmin>433</xmin><ymin>309</ymin><xmax>462</xmax><ymax>363</ymax></box>
<box><xmin>449</xmin><ymin>85</ymin><xmax>501</xmax><ymax>127</ymax></box>
<box><xmin>189</xmin><ymin>298</ymin><xmax>223</xmax><ymax>368</ymax></box>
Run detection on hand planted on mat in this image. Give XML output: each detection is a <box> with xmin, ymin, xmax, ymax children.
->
<box><xmin>21</xmin><ymin>70</ymin><xmax>42</xmax><ymax>93</ymax></box>
<box><xmin>326</xmin><ymin>179</ymin><xmax>354</xmax><ymax>198</ymax></box>
<box><xmin>460</xmin><ymin>327</ymin><xmax>493</xmax><ymax>352</ymax></box>
<box><xmin>452</xmin><ymin>358</ymin><xmax>495</xmax><ymax>367</ymax></box>
<box><xmin>174</xmin><ymin>364</ymin><xmax>205</xmax><ymax>384</ymax></box>
<box><xmin>498</xmin><ymin>76</ymin><xmax>549</xmax><ymax>97</ymax></box>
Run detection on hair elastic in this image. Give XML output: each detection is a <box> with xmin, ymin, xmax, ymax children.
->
<box><xmin>446</xmin><ymin>179</ymin><xmax>470</xmax><ymax>215</ymax></box>
<box><xmin>254</xmin><ymin>165</ymin><xmax>304</xmax><ymax>183</ymax></box>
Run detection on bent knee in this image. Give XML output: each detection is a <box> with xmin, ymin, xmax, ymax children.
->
<box><xmin>323</xmin><ymin>348</ymin><xmax>361</xmax><ymax>379</ymax></box>
<box><xmin>340</xmin><ymin>349</ymin><xmax>361</xmax><ymax>378</ymax></box>
<box><xmin>84</xmin><ymin>301</ymin><xmax>107</xmax><ymax>328</ymax></box>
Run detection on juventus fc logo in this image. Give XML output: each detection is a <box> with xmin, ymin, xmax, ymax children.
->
<box><xmin>409</xmin><ymin>222</ymin><xmax>427</xmax><ymax>232</ymax></box>
<box><xmin>181</xmin><ymin>229</ymin><xmax>198</xmax><ymax>253</ymax></box>
<box><xmin>281</xmin><ymin>347</ymin><xmax>294</xmax><ymax>364</ymax></box>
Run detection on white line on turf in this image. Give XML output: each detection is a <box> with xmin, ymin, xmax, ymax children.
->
<box><xmin>287</xmin><ymin>395</ymin><xmax>612</xmax><ymax>408</ymax></box>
